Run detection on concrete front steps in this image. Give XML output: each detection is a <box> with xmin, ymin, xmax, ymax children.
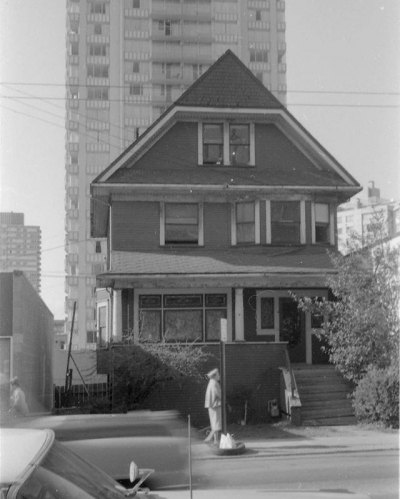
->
<box><xmin>293</xmin><ymin>365</ymin><xmax>356</xmax><ymax>426</ymax></box>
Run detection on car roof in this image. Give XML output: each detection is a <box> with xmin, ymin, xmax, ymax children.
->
<box><xmin>0</xmin><ymin>428</ymin><xmax>53</xmax><ymax>486</ymax></box>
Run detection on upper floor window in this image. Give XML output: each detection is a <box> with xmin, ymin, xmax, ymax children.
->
<box><xmin>203</xmin><ymin>124</ymin><xmax>223</xmax><ymax>164</ymax></box>
<box><xmin>163</xmin><ymin>203</ymin><xmax>200</xmax><ymax>245</ymax></box>
<box><xmin>89</xmin><ymin>1</ymin><xmax>106</xmax><ymax>14</ymax></box>
<box><xmin>87</xmin><ymin>87</ymin><xmax>109</xmax><ymax>100</ymax></box>
<box><xmin>133</xmin><ymin>0</ymin><xmax>140</xmax><ymax>7</ymax></box>
<box><xmin>314</xmin><ymin>203</ymin><xmax>330</xmax><ymax>244</ymax></box>
<box><xmin>271</xmin><ymin>201</ymin><xmax>301</xmax><ymax>244</ymax></box>
<box><xmin>230</xmin><ymin>125</ymin><xmax>250</xmax><ymax>165</ymax></box>
<box><xmin>200</xmin><ymin>122</ymin><xmax>254</xmax><ymax>166</ymax></box>
<box><xmin>88</xmin><ymin>44</ymin><xmax>107</xmax><ymax>57</ymax></box>
<box><xmin>236</xmin><ymin>202</ymin><xmax>255</xmax><ymax>244</ymax></box>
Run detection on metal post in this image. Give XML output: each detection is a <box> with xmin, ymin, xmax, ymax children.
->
<box><xmin>188</xmin><ymin>415</ymin><xmax>193</xmax><ymax>499</ymax></box>
<box><xmin>220</xmin><ymin>340</ymin><xmax>227</xmax><ymax>435</ymax></box>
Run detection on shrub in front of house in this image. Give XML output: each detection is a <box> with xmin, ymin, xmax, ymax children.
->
<box><xmin>353</xmin><ymin>364</ymin><xmax>399</xmax><ymax>428</ymax></box>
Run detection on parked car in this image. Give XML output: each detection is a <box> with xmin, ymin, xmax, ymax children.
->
<box><xmin>0</xmin><ymin>428</ymin><xmax>146</xmax><ymax>498</ymax></box>
<box><xmin>6</xmin><ymin>410</ymin><xmax>190</xmax><ymax>489</ymax></box>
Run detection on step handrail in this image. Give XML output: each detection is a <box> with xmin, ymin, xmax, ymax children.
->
<box><xmin>284</xmin><ymin>348</ymin><xmax>298</xmax><ymax>399</ymax></box>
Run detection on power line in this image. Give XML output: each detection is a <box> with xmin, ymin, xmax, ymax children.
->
<box><xmin>1</xmin><ymin>81</ymin><xmax>399</xmax><ymax>96</ymax></box>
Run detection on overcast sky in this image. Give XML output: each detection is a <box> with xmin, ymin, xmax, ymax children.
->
<box><xmin>1</xmin><ymin>0</ymin><xmax>399</xmax><ymax>319</ymax></box>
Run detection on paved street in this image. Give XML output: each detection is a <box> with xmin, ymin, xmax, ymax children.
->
<box><xmin>192</xmin><ymin>449</ymin><xmax>398</xmax><ymax>499</ymax></box>
<box><xmin>190</xmin><ymin>425</ymin><xmax>399</xmax><ymax>499</ymax></box>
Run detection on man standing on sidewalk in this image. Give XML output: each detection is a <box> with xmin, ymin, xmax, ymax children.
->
<box><xmin>204</xmin><ymin>368</ymin><xmax>222</xmax><ymax>445</ymax></box>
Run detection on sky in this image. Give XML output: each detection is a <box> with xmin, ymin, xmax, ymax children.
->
<box><xmin>0</xmin><ymin>0</ymin><xmax>399</xmax><ymax>320</ymax></box>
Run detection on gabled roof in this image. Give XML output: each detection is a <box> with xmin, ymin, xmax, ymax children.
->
<box><xmin>175</xmin><ymin>49</ymin><xmax>284</xmax><ymax>109</ymax></box>
<box><xmin>91</xmin><ymin>50</ymin><xmax>361</xmax><ymax>191</ymax></box>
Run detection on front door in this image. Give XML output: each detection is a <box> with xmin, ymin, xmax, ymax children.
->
<box><xmin>279</xmin><ymin>298</ymin><xmax>306</xmax><ymax>363</ymax></box>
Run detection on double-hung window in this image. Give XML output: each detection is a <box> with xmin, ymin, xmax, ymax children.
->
<box><xmin>236</xmin><ymin>202</ymin><xmax>255</xmax><ymax>244</ymax></box>
<box><xmin>163</xmin><ymin>203</ymin><xmax>199</xmax><ymax>245</ymax></box>
<box><xmin>200</xmin><ymin>123</ymin><xmax>254</xmax><ymax>166</ymax></box>
<box><xmin>203</xmin><ymin>124</ymin><xmax>223</xmax><ymax>164</ymax></box>
<box><xmin>271</xmin><ymin>201</ymin><xmax>301</xmax><ymax>244</ymax></box>
<box><xmin>229</xmin><ymin>125</ymin><xmax>250</xmax><ymax>165</ymax></box>
<box><xmin>314</xmin><ymin>203</ymin><xmax>330</xmax><ymax>244</ymax></box>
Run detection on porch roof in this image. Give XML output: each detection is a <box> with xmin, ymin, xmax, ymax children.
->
<box><xmin>97</xmin><ymin>246</ymin><xmax>337</xmax><ymax>289</ymax></box>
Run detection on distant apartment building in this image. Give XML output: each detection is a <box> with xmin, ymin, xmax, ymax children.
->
<box><xmin>65</xmin><ymin>0</ymin><xmax>288</xmax><ymax>347</ymax></box>
<box><xmin>0</xmin><ymin>212</ymin><xmax>41</xmax><ymax>292</ymax></box>
<box><xmin>337</xmin><ymin>183</ymin><xmax>400</xmax><ymax>253</ymax></box>
<box><xmin>54</xmin><ymin>320</ymin><xmax>67</xmax><ymax>350</ymax></box>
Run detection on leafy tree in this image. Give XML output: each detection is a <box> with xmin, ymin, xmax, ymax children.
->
<box><xmin>295</xmin><ymin>213</ymin><xmax>399</xmax><ymax>382</ymax></box>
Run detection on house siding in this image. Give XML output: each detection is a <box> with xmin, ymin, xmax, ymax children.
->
<box><xmin>112</xmin><ymin>201</ymin><xmax>159</xmax><ymax>251</ymax></box>
<box><xmin>255</xmin><ymin>124</ymin><xmax>318</xmax><ymax>175</ymax></box>
<box><xmin>204</xmin><ymin>202</ymin><xmax>231</xmax><ymax>249</ymax></box>
<box><xmin>134</xmin><ymin>122</ymin><xmax>198</xmax><ymax>170</ymax></box>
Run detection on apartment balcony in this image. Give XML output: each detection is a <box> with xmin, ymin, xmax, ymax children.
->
<box><xmin>248</xmin><ymin>0</ymin><xmax>270</xmax><ymax>8</ymax></box>
<box><xmin>86</xmin><ymin>34</ymin><xmax>110</xmax><ymax>44</ymax></box>
<box><xmin>68</xmin><ymin>253</ymin><xmax>79</xmax><ymax>264</ymax></box>
<box><xmin>67</xmin><ymin>186</ymin><xmax>79</xmax><ymax>197</ymax></box>
<box><xmin>67</xmin><ymin>120</ymin><xmax>79</xmax><ymax>131</ymax></box>
<box><xmin>86</xmin><ymin>253</ymin><xmax>105</xmax><ymax>263</ymax></box>
<box><xmin>86</xmin><ymin>14</ymin><xmax>110</xmax><ymax>23</ymax></box>
<box><xmin>124</xmin><ymin>95</ymin><xmax>151</xmax><ymax>104</ymax></box>
<box><xmin>68</xmin><ymin>12</ymin><xmax>80</xmax><ymax>23</ymax></box>
<box><xmin>124</xmin><ymin>73</ymin><xmax>150</xmax><ymax>83</ymax></box>
<box><xmin>86</xmin><ymin>77</ymin><xmax>110</xmax><ymax>87</ymax></box>
<box><xmin>151</xmin><ymin>73</ymin><xmax>184</xmax><ymax>85</ymax></box>
<box><xmin>68</xmin><ymin>55</ymin><xmax>79</xmax><ymax>66</ymax></box>
<box><xmin>125</xmin><ymin>51</ymin><xmax>150</xmax><ymax>61</ymax></box>
<box><xmin>277</xmin><ymin>22</ymin><xmax>286</xmax><ymax>31</ymax></box>
<box><xmin>67</xmin><ymin>98</ymin><xmax>79</xmax><ymax>109</ymax></box>
<box><xmin>66</xmin><ymin>231</ymin><xmax>79</xmax><ymax>243</ymax></box>
<box><xmin>86</xmin><ymin>56</ymin><xmax>110</xmax><ymax>65</ymax></box>
<box><xmin>66</xmin><ymin>163</ymin><xmax>79</xmax><ymax>174</ymax></box>
<box><xmin>68</xmin><ymin>76</ymin><xmax>79</xmax><ymax>86</ymax></box>
<box><xmin>278</xmin><ymin>63</ymin><xmax>287</xmax><ymax>73</ymax></box>
<box><xmin>277</xmin><ymin>0</ymin><xmax>285</xmax><ymax>10</ymax></box>
<box><xmin>124</xmin><ymin>8</ymin><xmax>149</xmax><ymax>18</ymax></box>
<box><xmin>68</xmin><ymin>32</ymin><xmax>79</xmax><ymax>43</ymax></box>
<box><xmin>153</xmin><ymin>33</ymin><xmax>213</xmax><ymax>44</ymax></box>
<box><xmin>67</xmin><ymin>209</ymin><xmax>79</xmax><ymax>219</ymax></box>
<box><xmin>249</xmin><ymin>62</ymin><xmax>271</xmax><ymax>72</ymax></box>
<box><xmin>248</xmin><ymin>21</ymin><xmax>270</xmax><ymax>30</ymax></box>
<box><xmin>86</xmin><ymin>100</ymin><xmax>109</xmax><ymax>109</ymax></box>
<box><xmin>125</xmin><ymin>30</ymin><xmax>150</xmax><ymax>40</ymax></box>
<box><xmin>66</xmin><ymin>275</ymin><xmax>79</xmax><ymax>287</ymax></box>
<box><xmin>278</xmin><ymin>42</ymin><xmax>286</xmax><ymax>56</ymax></box>
<box><xmin>151</xmin><ymin>7</ymin><xmax>211</xmax><ymax>21</ymax></box>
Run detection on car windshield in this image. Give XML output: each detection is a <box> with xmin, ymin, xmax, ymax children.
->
<box><xmin>16</xmin><ymin>440</ymin><xmax>125</xmax><ymax>499</ymax></box>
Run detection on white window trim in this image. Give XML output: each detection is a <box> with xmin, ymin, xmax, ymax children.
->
<box><xmin>160</xmin><ymin>202</ymin><xmax>203</xmax><ymax>246</ymax></box>
<box><xmin>311</xmin><ymin>202</ymin><xmax>334</xmax><ymax>245</ymax></box>
<box><xmin>96</xmin><ymin>302</ymin><xmax>109</xmax><ymax>344</ymax></box>
<box><xmin>198</xmin><ymin>122</ymin><xmax>255</xmax><ymax>166</ymax></box>
<box><xmin>231</xmin><ymin>200</ymin><xmax>260</xmax><ymax>246</ymax></box>
<box><xmin>266</xmin><ymin>200</ymin><xmax>305</xmax><ymax>245</ymax></box>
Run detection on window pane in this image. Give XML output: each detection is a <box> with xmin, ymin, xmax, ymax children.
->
<box><xmin>203</xmin><ymin>124</ymin><xmax>223</xmax><ymax>143</ymax></box>
<box><xmin>165</xmin><ymin>203</ymin><xmax>197</xmax><ymax>223</ymax></box>
<box><xmin>230</xmin><ymin>145</ymin><xmax>250</xmax><ymax>165</ymax></box>
<box><xmin>203</xmin><ymin>144</ymin><xmax>223</xmax><ymax>164</ymax></box>
<box><xmin>315</xmin><ymin>225</ymin><xmax>329</xmax><ymax>243</ymax></box>
<box><xmin>139</xmin><ymin>295</ymin><xmax>162</xmax><ymax>308</ymax></box>
<box><xmin>205</xmin><ymin>294</ymin><xmax>227</xmax><ymax>307</ymax></box>
<box><xmin>164</xmin><ymin>310</ymin><xmax>202</xmax><ymax>342</ymax></box>
<box><xmin>237</xmin><ymin>223</ymin><xmax>255</xmax><ymax>243</ymax></box>
<box><xmin>271</xmin><ymin>201</ymin><xmax>300</xmax><ymax>222</ymax></box>
<box><xmin>237</xmin><ymin>203</ymin><xmax>254</xmax><ymax>223</ymax></box>
<box><xmin>205</xmin><ymin>309</ymin><xmax>226</xmax><ymax>340</ymax></box>
<box><xmin>229</xmin><ymin>125</ymin><xmax>249</xmax><ymax>144</ymax></box>
<box><xmin>139</xmin><ymin>310</ymin><xmax>161</xmax><ymax>341</ymax></box>
<box><xmin>271</xmin><ymin>223</ymin><xmax>300</xmax><ymax>244</ymax></box>
<box><xmin>164</xmin><ymin>294</ymin><xmax>203</xmax><ymax>308</ymax></box>
<box><xmin>261</xmin><ymin>297</ymin><xmax>274</xmax><ymax>329</ymax></box>
<box><xmin>165</xmin><ymin>204</ymin><xmax>198</xmax><ymax>243</ymax></box>
<box><xmin>315</xmin><ymin>203</ymin><xmax>329</xmax><ymax>223</ymax></box>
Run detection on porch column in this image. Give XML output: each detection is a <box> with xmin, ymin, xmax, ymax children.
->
<box><xmin>112</xmin><ymin>290</ymin><xmax>123</xmax><ymax>342</ymax></box>
<box><xmin>235</xmin><ymin>288</ymin><xmax>245</xmax><ymax>341</ymax></box>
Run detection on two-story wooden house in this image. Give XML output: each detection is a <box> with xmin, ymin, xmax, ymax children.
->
<box><xmin>90</xmin><ymin>51</ymin><xmax>361</xmax><ymax>422</ymax></box>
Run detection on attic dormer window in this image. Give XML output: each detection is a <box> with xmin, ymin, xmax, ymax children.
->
<box><xmin>199</xmin><ymin>122</ymin><xmax>255</xmax><ymax>166</ymax></box>
<box><xmin>203</xmin><ymin>124</ymin><xmax>223</xmax><ymax>164</ymax></box>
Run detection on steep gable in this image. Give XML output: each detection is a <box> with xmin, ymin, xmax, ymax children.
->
<box><xmin>175</xmin><ymin>49</ymin><xmax>283</xmax><ymax>109</ymax></box>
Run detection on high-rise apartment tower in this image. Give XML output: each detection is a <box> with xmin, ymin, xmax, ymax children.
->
<box><xmin>0</xmin><ymin>212</ymin><xmax>42</xmax><ymax>292</ymax></box>
<box><xmin>65</xmin><ymin>0</ymin><xmax>287</xmax><ymax>347</ymax></box>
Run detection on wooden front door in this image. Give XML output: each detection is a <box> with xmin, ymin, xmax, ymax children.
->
<box><xmin>279</xmin><ymin>298</ymin><xmax>306</xmax><ymax>363</ymax></box>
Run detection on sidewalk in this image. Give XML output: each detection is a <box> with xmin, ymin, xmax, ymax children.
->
<box><xmin>191</xmin><ymin>423</ymin><xmax>399</xmax><ymax>460</ymax></box>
